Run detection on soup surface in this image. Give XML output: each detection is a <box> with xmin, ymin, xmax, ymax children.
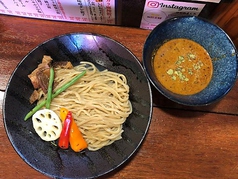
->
<box><xmin>153</xmin><ymin>38</ymin><xmax>213</xmax><ymax>95</ymax></box>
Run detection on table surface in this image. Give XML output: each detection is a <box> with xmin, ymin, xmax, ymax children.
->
<box><xmin>1</xmin><ymin>14</ymin><xmax>238</xmax><ymax>179</ymax></box>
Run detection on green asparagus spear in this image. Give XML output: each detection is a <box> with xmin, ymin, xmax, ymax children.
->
<box><xmin>24</xmin><ymin>70</ymin><xmax>86</xmax><ymax>121</ymax></box>
<box><xmin>45</xmin><ymin>67</ymin><xmax>54</xmax><ymax>109</ymax></box>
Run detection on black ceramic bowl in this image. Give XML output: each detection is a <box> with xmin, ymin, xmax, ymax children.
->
<box><xmin>143</xmin><ymin>16</ymin><xmax>238</xmax><ymax>106</ymax></box>
<box><xmin>3</xmin><ymin>33</ymin><xmax>153</xmax><ymax>178</ymax></box>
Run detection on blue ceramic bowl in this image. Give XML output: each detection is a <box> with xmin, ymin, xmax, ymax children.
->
<box><xmin>143</xmin><ymin>16</ymin><xmax>238</xmax><ymax>106</ymax></box>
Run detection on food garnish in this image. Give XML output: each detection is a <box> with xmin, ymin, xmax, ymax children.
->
<box><xmin>24</xmin><ymin>70</ymin><xmax>86</xmax><ymax>121</ymax></box>
<box><xmin>60</xmin><ymin>108</ymin><xmax>88</xmax><ymax>152</ymax></box>
<box><xmin>45</xmin><ymin>67</ymin><xmax>54</xmax><ymax>109</ymax></box>
<box><xmin>58</xmin><ymin>111</ymin><xmax>72</xmax><ymax>149</ymax></box>
<box><xmin>32</xmin><ymin>109</ymin><xmax>62</xmax><ymax>141</ymax></box>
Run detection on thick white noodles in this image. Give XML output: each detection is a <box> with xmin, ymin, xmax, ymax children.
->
<box><xmin>49</xmin><ymin>61</ymin><xmax>132</xmax><ymax>151</ymax></box>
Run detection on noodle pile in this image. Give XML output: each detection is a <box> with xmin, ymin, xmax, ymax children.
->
<box><xmin>48</xmin><ymin>62</ymin><xmax>132</xmax><ymax>151</ymax></box>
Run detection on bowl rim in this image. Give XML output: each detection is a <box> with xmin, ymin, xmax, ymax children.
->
<box><xmin>142</xmin><ymin>16</ymin><xmax>238</xmax><ymax>106</ymax></box>
<box><xmin>3</xmin><ymin>32</ymin><xmax>153</xmax><ymax>178</ymax></box>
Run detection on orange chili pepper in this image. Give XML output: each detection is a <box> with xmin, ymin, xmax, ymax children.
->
<box><xmin>60</xmin><ymin>108</ymin><xmax>88</xmax><ymax>152</ymax></box>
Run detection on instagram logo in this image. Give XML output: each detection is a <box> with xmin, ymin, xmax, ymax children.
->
<box><xmin>147</xmin><ymin>1</ymin><xmax>159</xmax><ymax>8</ymax></box>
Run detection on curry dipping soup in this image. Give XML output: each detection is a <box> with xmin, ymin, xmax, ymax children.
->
<box><xmin>153</xmin><ymin>38</ymin><xmax>213</xmax><ymax>95</ymax></box>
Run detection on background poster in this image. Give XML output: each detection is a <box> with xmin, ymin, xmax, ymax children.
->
<box><xmin>140</xmin><ymin>0</ymin><xmax>205</xmax><ymax>30</ymax></box>
<box><xmin>0</xmin><ymin>0</ymin><xmax>115</xmax><ymax>24</ymax></box>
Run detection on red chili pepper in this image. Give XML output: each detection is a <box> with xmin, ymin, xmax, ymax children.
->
<box><xmin>58</xmin><ymin>111</ymin><xmax>72</xmax><ymax>149</ymax></box>
<box><xmin>60</xmin><ymin>108</ymin><xmax>88</xmax><ymax>152</ymax></box>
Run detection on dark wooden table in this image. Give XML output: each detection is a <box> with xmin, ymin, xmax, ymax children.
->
<box><xmin>1</xmin><ymin>14</ymin><xmax>238</xmax><ymax>179</ymax></box>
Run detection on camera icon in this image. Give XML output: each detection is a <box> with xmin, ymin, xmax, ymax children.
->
<box><xmin>147</xmin><ymin>1</ymin><xmax>159</xmax><ymax>8</ymax></box>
